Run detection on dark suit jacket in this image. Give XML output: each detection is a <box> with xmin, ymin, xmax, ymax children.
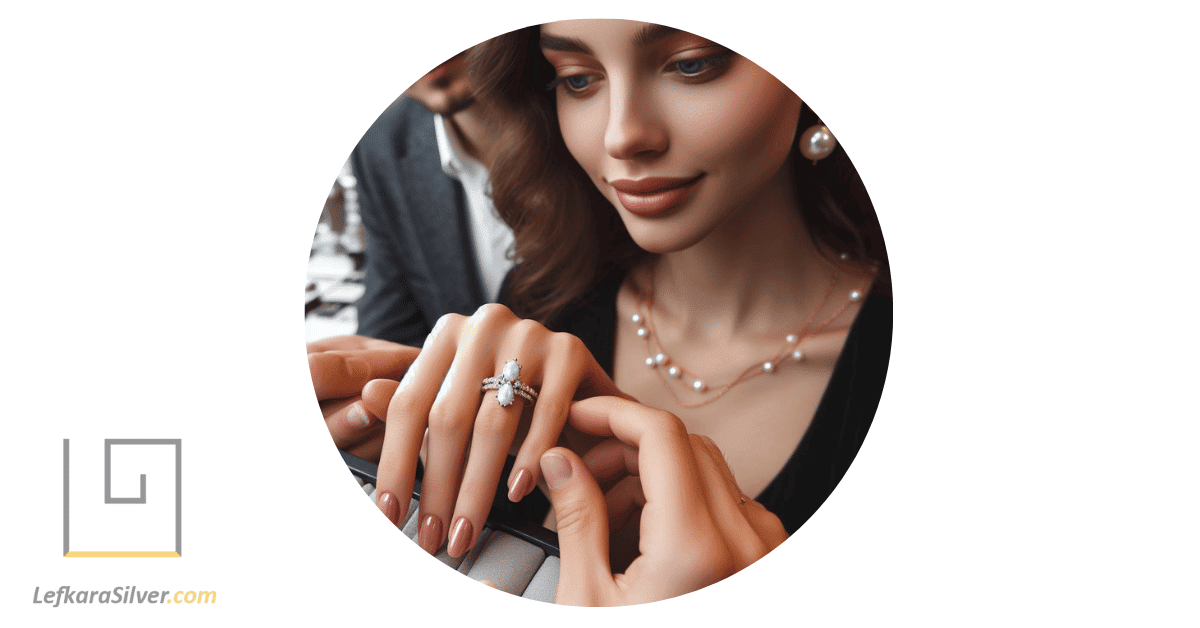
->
<box><xmin>350</xmin><ymin>98</ymin><xmax>487</xmax><ymax>347</ymax></box>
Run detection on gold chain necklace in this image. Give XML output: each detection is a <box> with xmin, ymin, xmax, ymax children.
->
<box><xmin>633</xmin><ymin>267</ymin><xmax>865</xmax><ymax>408</ymax></box>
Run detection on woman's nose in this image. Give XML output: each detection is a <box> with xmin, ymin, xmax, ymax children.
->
<box><xmin>604</xmin><ymin>84</ymin><xmax>667</xmax><ymax>160</ymax></box>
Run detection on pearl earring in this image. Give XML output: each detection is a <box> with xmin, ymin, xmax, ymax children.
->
<box><xmin>799</xmin><ymin>124</ymin><xmax>837</xmax><ymax>164</ymax></box>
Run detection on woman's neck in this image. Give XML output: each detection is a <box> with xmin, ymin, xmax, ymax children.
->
<box><xmin>647</xmin><ymin>161</ymin><xmax>840</xmax><ymax>339</ymax></box>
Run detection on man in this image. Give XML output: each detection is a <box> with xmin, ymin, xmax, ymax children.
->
<box><xmin>312</xmin><ymin>47</ymin><xmax>513</xmax><ymax>453</ymax></box>
<box><xmin>350</xmin><ymin>47</ymin><xmax>513</xmax><ymax>347</ymax></box>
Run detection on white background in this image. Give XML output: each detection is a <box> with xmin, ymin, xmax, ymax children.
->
<box><xmin>3</xmin><ymin>1</ymin><xmax>1197</xmax><ymax>626</ymax></box>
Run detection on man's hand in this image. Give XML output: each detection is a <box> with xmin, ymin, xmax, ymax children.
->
<box><xmin>307</xmin><ymin>335</ymin><xmax>419</xmax><ymax>460</ymax></box>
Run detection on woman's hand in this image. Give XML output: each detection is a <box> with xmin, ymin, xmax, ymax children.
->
<box><xmin>543</xmin><ymin>396</ymin><xmax>788</xmax><ymax>606</ymax></box>
<box><xmin>373</xmin><ymin>304</ymin><xmax>627</xmax><ymax>557</ymax></box>
<box><xmin>307</xmin><ymin>335</ymin><xmax>419</xmax><ymax>460</ymax></box>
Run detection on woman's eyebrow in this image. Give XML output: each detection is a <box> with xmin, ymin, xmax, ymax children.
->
<box><xmin>540</xmin><ymin>24</ymin><xmax>684</xmax><ymax>55</ymax></box>
<box><xmin>540</xmin><ymin>33</ymin><xmax>591</xmax><ymax>55</ymax></box>
<box><xmin>631</xmin><ymin>24</ymin><xmax>681</xmax><ymax>48</ymax></box>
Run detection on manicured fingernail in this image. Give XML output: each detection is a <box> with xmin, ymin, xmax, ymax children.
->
<box><xmin>508</xmin><ymin>468</ymin><xmax>533</xmax><ymax>502</ymax></box>
<box><xmin>346</xmin><ymin>356</ymin><xmax>370</xmax><ymax>380</ymax></box>
<box><xmin>418</xmin><ymin>514</ymin><xmax>443</xmax><ymax>555</ymax></box>
<box><xmin>346</xmin><ymin>403</ymin><xmax>372</xmax><ymax>428</ymax></box>
<box><xmin>376</xmin><ymin>491</ymin><xmax>400</xmax><ymax>526</ymax></box>
<box><xmin>447</xmin><ymin>517</ymin><xmax>473</xmax><ymax>558</ymax></box>
<box><xmin>540</xmin><ymin>452</ymin><xmax>571</xmax><ymax>490</ymax></box>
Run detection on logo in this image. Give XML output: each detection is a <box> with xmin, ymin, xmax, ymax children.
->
<box><xmin>62</xmin><ymin>439</ymin><xmax>182</xmax><ymax>557</ymax></box>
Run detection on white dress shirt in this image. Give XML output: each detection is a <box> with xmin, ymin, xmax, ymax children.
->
<box><xmin>433</xmin><ymin>113</ymin><xmax>515</xmax><ymax>302</ymax></box>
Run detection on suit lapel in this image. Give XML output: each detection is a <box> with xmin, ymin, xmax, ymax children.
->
<box><xmin>395</xmin><ymin>107</ymin><xmax>486</xmax><ymax>315</ymax></box>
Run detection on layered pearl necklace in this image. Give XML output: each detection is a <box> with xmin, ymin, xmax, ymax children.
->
<box><xmin>633</xmin><ymin>265</ymin><xmax>866</xmax><ymax>408</ymax></box>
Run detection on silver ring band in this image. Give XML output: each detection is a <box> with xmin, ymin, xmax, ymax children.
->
<box><xmin>480</xmin><ymin>376</ymin><xmax>538</xmax><ymax>400</ymax></box>
<box><xmin>481</xmin><ymin>381</ymin><xmax>535</xmax><ymax>404</ymax></box>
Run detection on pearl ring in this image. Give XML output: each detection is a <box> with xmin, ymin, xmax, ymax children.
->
<box><xmin>480</xmin><ymin>359</ymin><xmax>538</xmax><ymax>407</ymax></box>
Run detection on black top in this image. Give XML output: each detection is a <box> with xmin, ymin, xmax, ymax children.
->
<box><xmin>541</xmin><ymin>271</ymin><xmax>893</xmax><ymax>534</ymax></box>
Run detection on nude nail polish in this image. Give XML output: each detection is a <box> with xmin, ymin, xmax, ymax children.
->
<box><xmin>540</xmin><ymin>452</ymin><xmax>572</xmax><ymax>490</ymax></box>
<box><xmin>447</xmin><ymin>517</ymin><xmax>473</xmax><ymax>558</ymax></box>
<box><xmin>346</xmin><ymin>403</ymin><xmax>371</xmax><ymax>428</ymax></box>
<box><xmin>418</xmin><ymin>515</ymin><xmax>443</xmax><ymax>555</ymax></box>
<box><xmin>508</xmin><ymin>468</ymin><xmax>533</xmax><ymax>502</ymax></box>
<box><xmin>376</xmin><ymin>491</ymin><xmax>400</xmax><ymax>526</ymax></box>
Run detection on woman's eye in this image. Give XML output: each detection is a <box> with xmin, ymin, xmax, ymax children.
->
<box><xmin>564</xmin><ymin>75</ymin><xmax>591</xmax><ymax>91</ymax></box>
<box><xmin>672</xmin><ymin>51</ymin><xmax>734</xmax><ymax>80</ymax></box>
<box><xmin>548</xmin><ymin>73</ymin><xmax>597</xmax><ymax>95</ymax></box>
<box><xmin>675</xmin><ymin>58</ymin><xmax>708</xmax><ymax>75</ymax></box>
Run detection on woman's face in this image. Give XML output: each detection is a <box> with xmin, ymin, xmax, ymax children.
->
<box><xmin>539</xmin><ymin>20</ymin><xmax>803</xmax><ymax>254</ymax></box>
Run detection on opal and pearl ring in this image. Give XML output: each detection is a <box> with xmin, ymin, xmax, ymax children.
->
<box><xmin>481</xmin><ymin>359</ymin><xmax>538</xmax><ymax>407</ymax></box>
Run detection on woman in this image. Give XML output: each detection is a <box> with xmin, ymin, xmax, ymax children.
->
<box><xmin>364</xmin><ymin>19</ymin><xmax>890</xmax><ymax>587</ymax></box>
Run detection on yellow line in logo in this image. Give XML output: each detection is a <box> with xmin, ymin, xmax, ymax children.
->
<box><xmin>65</xmin><ymin>551</ymin><xmax>181</xmax><ymax>558</ymax></box>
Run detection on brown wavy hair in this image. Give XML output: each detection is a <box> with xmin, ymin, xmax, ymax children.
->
<box><xmin>468</xmin><ymin>25</ymin><xmax>889</xmax><ymax>324</ymax></box>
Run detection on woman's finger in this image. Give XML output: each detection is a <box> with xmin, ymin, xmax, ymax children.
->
<box><xmin>580</xmin><ymin>437</ymin><xmax>639</xmax><ymax>493</ymax></box>
<box><xmin>579</xmin><ymin>438</ymin><xmax>645</xmax><ymax>554</ymax></box>
<box><xmin>567</xmin><ymin>397</ymin><xmax>711</xmax><ymax>558</ymax></box>
<box><xmin>563</xmin><ymin>398</ymin><xmax>738</xmax><ymax>604</ymax></box>
<box><xmin>740</xmin><ymin>500</ymin><xmax>789</xmax><ymax>551</ymax></box>
<box><xmin>416</xmin><ymin>311</ymin><xmax>511</xmax><ymax>555</ymax></box>
<box><xmin>602</xmin><ymin>474</ymin><xmax>645</xmax><ymax>533</ymax></box>
<box><xmin>691</xmin><ymin>435</ymin><xmax>784</xmax><ymax>547</ymax></box>
<box><xmin>374</xmin><ymin>315</ymin><xmax>462</xmax><ymax>529</ymax></box>
<box><xmin>507</xmin><ymin>332</ymin><xmax>584</xmax><ymax>502</ymax></box>
<box><xmin>447</xmin><ymin>390</ymin><xmax>525</xmax><ymax>557</ymax></box>
<box><xmin>445</xmin><ymin>316</ymin><xmax>545</xmax><ymax>556</ymax></box>
<box><xmin>691</xmin><ymin>435</ymin><xmax>771</xmax><ymax>569</ymax></box>
<box><xmin>538</xmin><ymin>447</ymin><xmax>614</xmax><ymax>606</ymax></box>
<box><xmin>567</xmin><ymin>397</ymin><xmax>699</xmax><ymax>507</ymax></box>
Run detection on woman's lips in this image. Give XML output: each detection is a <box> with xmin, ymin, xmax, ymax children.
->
<box><xmin>609</xmin><ymin>175</ymin><xmax>704</xmax><ymax>217</ymax></box>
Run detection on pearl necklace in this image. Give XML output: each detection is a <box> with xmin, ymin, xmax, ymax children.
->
<box><xmin>633</xmin><ymin>267</ymin><xmax>865</xmax><ymax>408</ymax></box>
